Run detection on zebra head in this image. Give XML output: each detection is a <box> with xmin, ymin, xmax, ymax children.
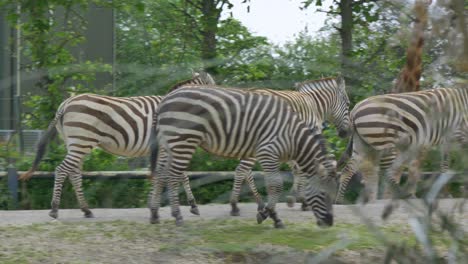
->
<box><xmin>330</xmin><ymin>76</ymin><xmax>351</xmax><ymax>138</ymax></box>
<box><xmin>293</xmin><ymin>124</ymin><xmax>339</xmax><ymax>226</ymax></box>
<box><xmin>295</xmin><ymin>76</ymin><xmax>351</xmax><ymax>138</ymax></box>
<box><xmin>303</xmin><ymin>156</ymin><xmax>338</xmax><ymax>227</ymax></box>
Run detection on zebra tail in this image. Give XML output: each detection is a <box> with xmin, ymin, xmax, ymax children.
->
<box><xmin>149</xmin><ymin>114</ymin><xmax>160</xmax><ymax>180</ymax></box>
<box><xmin>18</xmin><ymin>108</ymin><xmax>63</xmax><ymax>181</ymax></box>
<box><xmin>337</xmin><ymin>136</ymin><xmax>353</xmax><ymax>169</ymax></box>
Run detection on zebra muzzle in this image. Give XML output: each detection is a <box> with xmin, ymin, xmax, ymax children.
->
<box><xmin>316</xmin><ymin>213</ymin><xmax>334</xmax><ymax>227</ymax></box>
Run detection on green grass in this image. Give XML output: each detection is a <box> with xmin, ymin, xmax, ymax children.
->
<box><xmin>0</xmin><ymin>219</ymin><xmax>464</xmax><ymax>263</ymax></box>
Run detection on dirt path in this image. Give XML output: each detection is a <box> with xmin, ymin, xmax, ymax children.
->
<box><xmin>1</xmin><ymin>199</ymin><xmax>466</xmax><ymax>229</ymax></box>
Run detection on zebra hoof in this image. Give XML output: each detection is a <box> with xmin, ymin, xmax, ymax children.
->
<box><xmin>49</xmin><ymin>210</ymin><xmax>58</xmax><ymax>219</ymax></box>
<box><xmin>274</xmin><ymin>220</ymin><xmax>285</xmax><ymax>229</ymax></box>
<box><xmin>256</xmin><ymin>211</ymin><xmax>268</xmax><ymax>224</ymax></box>
<box><xmin>286</xmin><ymin>196</ymin><xmax>295</xmax><ymax>207</ymax></box>
<box><xmin>230</xmin><ymin>209</ymin><xmax>240</xmax><ymax>216</ymax></box>
<box><xmin>301</xmin><ymin>203</ymin><xmax>310</xmax><ymax>211</ymax></box>
<box><xmin>382</xmin><ymin>203</ymin><xmax>394</xmax><ymax>220</ymax></box>
<box><xmin>190</xmin><ymin>206</ymin><xmax>200</xmax><ymax>216</ymax></box>
<box><xmin>150</xmin><ymin>209</ymin><xmax>159</xmax><ymax>224</ymax></box>
<box><xmin>84</xmin><ymin>212</ymin><xmax>94</xmax><ymax>218</ymax></box>
<box><xmin>83</xmin><ymin>209</ymin><xmax>94</xmax><ymax>218</ymax></box>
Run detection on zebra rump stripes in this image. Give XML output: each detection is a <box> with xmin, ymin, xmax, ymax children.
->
<box><xmin>336</xmin><ymin>86</ymin><xmax>468</xmax><ymax>203</ymax></box>
<box><xmin>149</xmin><ymin>86</ymin><xmax>338</xmax><ymax>228</ymax></box>
<box><xmin>19</xmin><ymin>72</ymin><xmax>215</xmax><ymax>219</ymax></box>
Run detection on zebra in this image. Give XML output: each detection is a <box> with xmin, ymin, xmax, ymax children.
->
<box><xmin>335</xmin><ymin>86</ymin><xmax>468</xmax><ymax>204</ymax></box>
<box><xmin>228</xmin><ymin>77</ymin><xmax>351</xmax><ymax>216</ymax></box>
<box><xmin>149</xmin><ymin>85</ymin><xmax>338</xmax><ymax>228</ymax></box>
<box><xmin>19</xmin><ymin>72</ymin><xmax>215</xmax><ymax>219</ymax></box>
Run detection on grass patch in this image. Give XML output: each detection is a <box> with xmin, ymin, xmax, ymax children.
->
<box><xmin>0</xmin><ymin>219</ymin><xmax>464</xmax><ymax>263</ymax></box>
<box><xmin>182</xmin><ymin>220</ymin><xmax>412</xmax><ymax>253</ymax></box>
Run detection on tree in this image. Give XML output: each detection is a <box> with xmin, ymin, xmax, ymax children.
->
<box><xmin>177</xmin><ymin>0</ymin><xmax>236</xmax><ymax>74</ymax></box>
<box><xmin>302</xmin><ymin>0</ymin><xmax>379</xmax><ymax>77</ymax></box>
<box><xmin>1</xmin><ymin>0</ymin><xmax>112</xmax><ymax>129</ymax></box>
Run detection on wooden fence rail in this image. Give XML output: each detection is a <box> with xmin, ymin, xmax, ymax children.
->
<box><xmin>1</xmin><ymin>168</ymin><xmax>466</xmax><ymax>209</ymax></box>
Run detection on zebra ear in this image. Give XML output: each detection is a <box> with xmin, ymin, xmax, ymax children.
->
<box><xmin>335</xmin><ymin>74</ymin><xmax>345</xmax><ymax>89</ymax></box>
<box><xmin>191</xmin><ymin>70</ymin><xmax>200</xmax><ymax>78</ymax></box>
<box><xmin>204</xmin><ymin>72</ymin><xmax>216</xmax><ymax>85</ymax></box>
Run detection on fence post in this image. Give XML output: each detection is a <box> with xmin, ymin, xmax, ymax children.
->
<box><xmin>7</xmin><ymin>164</ymin><xmax>18</xmax><ymax>209</ymax></box>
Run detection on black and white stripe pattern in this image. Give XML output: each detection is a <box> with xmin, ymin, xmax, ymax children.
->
<box><xmin>336</xmin><ymin>87</ymin><xmax>468</xmax><ymax>203</ymax></box>
<box><xmin>149</xmin><ymin>86</ymin><xmax>338</xmax><ymax>228</ymax></box>
<box><xmin>20</xmin><ymin>72</ymin><xmax>215</xmax><ymax>219</ymax></box>
<box><xmin>229</xmin><ymin>77</ymin><xmax>351</xmax><ymax>215</ymax></box>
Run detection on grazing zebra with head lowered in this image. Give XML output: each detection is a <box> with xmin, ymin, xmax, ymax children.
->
<box><xmin>19</xmin><ymin>72</ymin><xmax>215</xmax><ymax>219</ymax></box>
<box><xmin>228</xmin><ymin>77</ymin><xmax>351</xmax><ymax>216</ymax></box>
<box><xmin>149</xmin><ymin>86</ymin><xmax>338</xmax><ymax>228</ymax></box>
<box><xmin>335</xmin><ymin>86</ymin><xmax>468</xmax><ymax>204</ymax></box>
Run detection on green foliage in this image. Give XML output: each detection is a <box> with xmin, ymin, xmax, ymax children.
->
<box><xmin>0</xmin><ymin>176</ymin><xmax>12</xmax><ymax>209</ymax></box>
<box><xmin>188</xmin><ymin>148</ymin><xmax>240</xmax><ymax>171</ymax></box>
<box><xmin>17</xmin><ymin>178</ymin><xmax>151</xmax><ymax>210</ymax></box>
<box><xmin>0</xmin><ymin>0</ymin><xmax>113</xmax><ymax>129</ymax></box>
<box><xmin>322</xmin><ymin>124</ymin><xmax>348</xmax><ymax>160</ymax></box>
<box><xmin>302</xmin><ymin>0</ymin><xmax>380</xmax><ymax>31</ymax></box>
<box><xmin>82</xmin><ymin>149</ymin><xmax>130</xmax><ymax>172</ymax></box>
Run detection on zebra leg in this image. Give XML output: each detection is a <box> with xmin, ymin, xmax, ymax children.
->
<box><xmin>297</xmin><ymin>175</ymin><xmax>310</xmax><ymax>211</ymax></box>
<box><xmin>257</xmin><ymin>155</ymin><xmax>284</xmax><ymax>228</ymax></box>
<box><xmin>166</xmin><ymin>144</ymin><xmax>198</xmax><ymax>226</ymax></box>
<box><xmin>245</xmin><ymin>169</ymin><xmax>265</xmax><ymax>212</ymax></box>
<box><xmin>182</xmin><ymin>172</ymin><xmax>199</xmax><ymax>215</ymax></box>
<box><xmin>69</xmin><ymin>171</ymin><xmax>93</xmax><ymax>218</ymax></box>
<box><xmin>49</xmin><ymin>149</ymin><xmax>93</xmax><ymax>219</ymax></box>
<box><xmin>406</xmin><ymin>153</ymin><xmax>425</xmax><ymax>199</ymax></box>
<box><xmin>379</xmin><ymin>150</ymin><xmax>398</xmax><ymax>200</ymax></box>
<box><xmin>383</xmin><ymin>149</ymin><xmax>419</xmax><ymax>199</ymax></box>
<box><xmin>335</xmin><ymin>154</ymin><xmax>362</xmax><ymax>204</ymax></box>
<box><xmin>286</xmin><ymin>161</ymin><xmax>301</xmax><ymax>208</ymax></box>
<box><xmin>49</xmin><ymin>164</ymin><xmax>69</xmax><ymax>219</ymax></box>
<box><xmin>230</xmin><ymin>159</ymin><xmax>251</xmax><ymax>216</ymax></box>
<box><xmin>439</xmin><ymin>146</ymin><xmax>453</xmax><ymax>198</ymax></box>
<box><xmin>148</xmin><ymin>174</ymin><xmax>165</xmax><ymax>224</ymax></box>
<box><xmin>149</xmin><ymin>150</ymin><xmax>167</xmax><ymax>224</ymax></box>
<box><xmin>230</xmin><ymin>158</ymin><xmax>264</xmax><ymax>216</ymax></box>
<box><xmin>381</xmin><ymin>151</ymin><xmax>415</xmax><ymax>220</ymax></box>
<box><xmin>261</xmin><ymin>172</ymin><xmax>285</xmax><ymax>228</ymax></box>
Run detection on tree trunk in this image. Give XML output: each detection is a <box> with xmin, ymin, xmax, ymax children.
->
<box><xmin>452</xmin><ymin>0</ymin><xmax>468</xmax><ymax>72</ymax></box>
<box><xmin>340</xmin><ymin>0</ymin><xmax>353</xmax><ymax>72</ymax></box>
<box><xmin>200</xmin><ymin>0</ymin><xmax>222</xmax><ymax>74</ymax></box>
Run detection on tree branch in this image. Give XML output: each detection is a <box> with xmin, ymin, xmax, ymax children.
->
<box><xmin>185</xmin><ymin>0</ymin><xmax>203</xmax><ymax>11</ymax></box>
<box><xmin>353</xmin><ymin>0</ymin><xmax>378</xmax><ymax>6</ymax></box>
<box><xmin>333</xmin><ymin>25</ymin><xmax>342</xmax><ymax>33</ymax></box>
<box><xmin>168</xmin><ymin>2</ymin><xmax>203</xmax><ymax>35</ymax></box>
<box><xmin>316</xmin><ymin>9</ymin><xmax>340</xmax><ymax>15</ymax></box>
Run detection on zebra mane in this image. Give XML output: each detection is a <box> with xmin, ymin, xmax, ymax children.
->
<box><xmin>166</xmin><ymin>71</ymin><xmax>215</xmax><ymax>93</ymax></box>
<box><xmin>294</xmin><ymin>75</ymin><xmax>344</xmax><ymax>93</ymax></box>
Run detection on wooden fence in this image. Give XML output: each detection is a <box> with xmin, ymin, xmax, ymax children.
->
<box><xmin>0</xmin><ymin>168</ymin><xmax>466</xmax><ymax>209</ymax></box>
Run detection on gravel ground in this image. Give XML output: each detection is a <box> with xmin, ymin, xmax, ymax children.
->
<box><xmin>0</xmin><ymin>199</ymin><xmax>466</xmax><ymax>228</ymax></box>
